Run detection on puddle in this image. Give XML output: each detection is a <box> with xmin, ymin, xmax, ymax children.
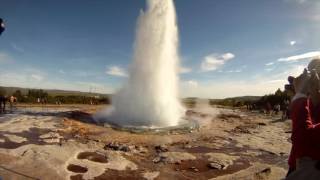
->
<box><xmin>70</xmin><ymin>174</ymin><xmax>84</xmax><ymax>180</ymax></box>
<box><xmin>169</xmin><ymin>157</ymin><xmax>251</xmax><ymax>179</ymax></box>
<box><xmin>77</xmin><ymin>152</ymin><xmax>108</xmax><ymax>163</ymax></box>
<box><xmin>67</xmin><ymin>164</ymin><xmax>88</xmax><ymax>173</ymax></box>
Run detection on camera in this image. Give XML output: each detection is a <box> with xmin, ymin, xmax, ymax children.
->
<box><xmin>0</xmin><ymin>18</ymin><xmax>5</xmax><ymax>35</ymax></box>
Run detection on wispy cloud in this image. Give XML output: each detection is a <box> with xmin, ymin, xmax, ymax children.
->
<box><xmin>0</xmin><ymin>68</ymin><xmax>47</xmax><ymax>88</ymax></box>
<box><xmin>265</xmin><ymin>68</ymin><xmax>274</xmax><ymax>72</ymax></box>
<box><xmin>265</xmin><ymin>62</ymin><xmax>274</xmax><ymax>66</ymax></box>
<box><xmin>106</xmin><ymin>66</ymin><xmax>128</xmax><ymax>77</ymax></box>
<box><xmin>265</xmin><ymin>79</ymin><xmax>286</xmax><ymax>84</ymax></box>
<box><xmin>201</xmin><ymin>53</ymin><xmax>235</xmax><ymax>72</ymax></box>
<box><xmin>179</xmin><ymin>66</ymin><xmax>192</xmax><ymax>74</ymax></box>
<box><xmin>31</xmin><ymin>74</ymin><xmax>44</xmax><ymax>81</ymax></box>
<box><xmin>10</xmin><ymin>43</ymin><xmax>24</xmax><ymax>53</ymax></box>
<box><xmin>59</xmin><ymin>69</ymin><xmax>66</xmax><ymax>74</ymax></box>
<box><xmin>290</xmin><ymin>41</ymin><xmax>296</xmax><ymax>46</ymax></box>
<box><xmin>0</xmin><ymin>69</ymin><xmax>114</xmax><ymax>94</ymax></box>
<box><xmin>284</xmin><ymin>0</ymin><xmax>313</xmax><ymax>4</ymax></box>
<box><xmin>278</xmin><ymin>51</ymin><xmax>320</xmax><ymax>62</ymax></box>
<box><xmin>226</xmin><ymin>69</ymin><xmax>242</xmax><ymax>73</ymax></box>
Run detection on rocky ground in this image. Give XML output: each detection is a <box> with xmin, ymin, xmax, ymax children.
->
<box><xmin>0</xmin><ymin>102</ymin><xmax>292</xmax><ymax>180</ymax></box>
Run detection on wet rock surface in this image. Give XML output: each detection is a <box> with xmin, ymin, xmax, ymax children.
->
<box><xmin>77</xmin><ymin>151</ymin><xmax>108</xmax><ymax>163</ymax></box>
<box><xmin>153</xmin><ymin>152</ymin><xmax>196</xmax><ymax>164</ymax></box>
<box><xmin>0</xmin><ymin>104</ymin><xmax>291</xmax><ymax>180</ymax></box>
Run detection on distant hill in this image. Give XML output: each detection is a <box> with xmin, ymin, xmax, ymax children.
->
<box><xmin>0</xmin><ymin>86</ymin><xmax>109</xmax><ymax>97</ymax></box>
<box><xmin>224</xmin><ymin>96</ymin><xmax>261</xmax><ymax>102</ymax></box>
<box><xmin>209</xmin><ymin>96</ymin><xmax>261</xmax><ymax>105</ymax></box>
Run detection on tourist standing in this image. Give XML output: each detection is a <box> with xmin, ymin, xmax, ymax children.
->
<box><xmin>286</xmin><ymin>69</ymin><xmax>320</xmax><ymax>179</ymax></box>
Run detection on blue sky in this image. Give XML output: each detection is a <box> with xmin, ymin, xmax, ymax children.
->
<box><xmin>0</xmin><ymin>0</ymin><xmax>319</xmax><ymax>98</ymax></box>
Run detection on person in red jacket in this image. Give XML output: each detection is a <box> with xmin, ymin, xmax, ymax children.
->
<box><xmin>287</xmin><ymin>69</ymin><xmax>320</xmax><ymax>179</ymax></box>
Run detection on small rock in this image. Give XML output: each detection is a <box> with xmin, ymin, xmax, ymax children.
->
<box><xmin>93</xmin><ymin>139</ymin><xmax>101</xmax><ymax>143</ymax></box>
<box><xmin>155</xmin><ymin>145</ymin><xmax>169</xmax><ymax>153</ymax></box>
<box><xmin>208</xmin><ymin>162</ymin><xmax>224</xmax><ymax>170</ymax></box>
<box><xmin>205</xmin><ymin>153</ymin><xmax>239</xmax><ymax>170</ymax></box>
<box><xmin>153</xmin><ymin>157</ymin><xmax>161</xmax><ymax>163</ymax></box>
<box><xmin>189</xmin><ymin>166</ymin><xmax>199</xmax><ymax>172</ymax></box>
<box><xmin>153</xmin><ymin>152</ymin><xmax>196</xmax><ymax>164</ymax></box>
<box><xmin>143</xmin><ymin>171</ymin><xmax>160</xmax><ymax>180</ymax></box>
<box><xmin>104</xmin><ymin>142</ymin><xmax>131</xmax><ymax>152</ymax></box>
<box><xmin>74</xmin><ymin>134</ymin><xmax>81</xmax><ymax>138</ymax></box>
<box><xmin>258</xmin><ymin>122</ymin><xmax>267</xmax><ymax>126</ymax></box>
<box><xmin>119</xmin><ymin>145</ymin><xmax>130</xmax><ymax>152</ymax></box>
<box><xmin>255</xmin><ymin>167</ymin><xmax>271</xmax><ymax>178</ymax></box>
<box><xmin>136</xmin><ymin>145</ymin><xmax>148</xmax><ymax>154</ymax></box>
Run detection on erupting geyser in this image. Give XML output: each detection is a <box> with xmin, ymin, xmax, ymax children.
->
<box><xmin>106</xmin><ymin>0</ymin><xmax>185</xmax><ymax>127</ymax></box>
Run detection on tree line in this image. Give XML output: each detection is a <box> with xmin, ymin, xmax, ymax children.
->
<box><xmin>209</xmin><ymin>88</ymin><xmax>292</xmax><ymax>110</ymax></box>
<box><xmin>0</xmin><ymin>88</ymin><xmax>110</xmax><ymax>105</ymax></box>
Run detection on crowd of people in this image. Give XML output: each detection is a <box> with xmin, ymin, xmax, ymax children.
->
<box><xmin>286</xmin><ymin>58</ymin><xmax>320</xmax><ymax>179</ymax></box>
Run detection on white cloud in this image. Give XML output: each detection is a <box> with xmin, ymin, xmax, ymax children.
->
<box><xmin>265</xmin><ymin>62</ymin><xmax>274</xmax><ymax>66</ymax></box>
<box><xmin>226</xmin><ymin>69</ymin><xmax>242</xmax><ymax>73</ymax></box>
<box><xmin>290</xmin><ymin>41</ymin><xmax>296</xmax><ymax>46</ymax></box>
<box><xmin>180</xmin><ymin>80</ymin><xmax>283</xmax><ymax>99</ymax></box>
<box><xmin>265</xmin><ymin>68</ymin><xmax>274</xmax><ymax>72</ymax></box>
<box><xmin>265</xmin><ymin>79</ymin><xmax>286</xmax><ymax>84</ymax></box>
<box><xmin>179</xmin><ymin>66</ymin><xmax>192</xmax><ymax>74</ymax></box>
<box><xmin>0</xmin><ymin>52</ymin><xmax>12</xmax><ymax>63</ymax></box>
<box><xmin>280</xmin><ymin>64</ymin><xmax>305</xmax><ymax>78</ymax></box>
<box><xmin>59</xmin><ymin>69</ymin><xmax>66</xmax><ymax>74</ymax></box>
<box><xmin>296</xmin><ymin>0</ymin><xmax>307</xmax><ymax>3</ymax></box>
<box><xmin>181</xmin><ymin>64</ymin><xmax>306</xmax><ymax>98</ymax></box>
<box><xmin>309</xmin><ymin>14</ymin><xmax>320</xmax><ymax>21</ymax></box>
<box><xmin>0</xmin><ymin>70</ymin><xmax>114</xmax><ymax>94</ymax></box>
<box><xmin>201</xmin><ymin>53</ymin><xmax>235</xmax><ymax>72</ymax></box>
<box><xmin>278</xmin><ymin>51</ymin><xmax>320</xmax><ymax>62</ymax></box>
<box><xmin>106</xmin><ymin>66</ymin><xmax>128</xmax><ymax>77</ymax></box>
<box><xmin>31</xmin><ymin>74</ymin><xmax>44</xmax><ymax>81</ymax></box>
<box><xmin>186</xmin><ymin>80</ymin><xmax>198</xmax><ymax>87</ymax></box>
<box><xmin>221</xmin><ymin>53</ymin><xmax>235</xmax><ymax>60</ymax></box>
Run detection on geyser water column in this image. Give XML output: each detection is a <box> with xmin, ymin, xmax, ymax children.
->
<box><xmin>109</xmin><ymin>0</ymin><xmax>185</xmax><ymax>127</ymax></box>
